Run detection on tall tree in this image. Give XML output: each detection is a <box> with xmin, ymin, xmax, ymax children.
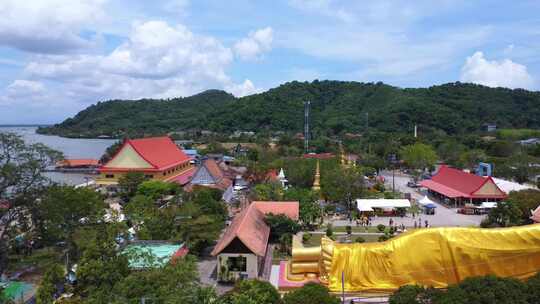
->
<box><xmin>0</xmin><ymin>132</ymin><xmax>62</xmax><ymax>273</ymax></box>
<box><xmin>400</xmin><ymin>143</ymin><xmax>438</xmax><ymax>173</ymax></box>
<box><xmin>38</xmin><ymin>186</ymin><xmax>106</xmax><ymax>257</ymax></box>
<box><xmin>118</xmin><ymin>172</ymin><xmax>145</xmax><ymax>201</ymax></box>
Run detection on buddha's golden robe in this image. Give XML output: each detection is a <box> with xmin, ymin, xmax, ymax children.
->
<box><xmin>290</xmin><ymin>225</ymin><xmax>540</xmax><ymax>292</ymax></box>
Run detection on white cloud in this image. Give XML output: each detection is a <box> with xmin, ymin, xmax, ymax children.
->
<box><xmin>0</xmin><ymin>0</ymin><xmax>107</xmax><ymax>54</ymax></box>
<box><xmin>225</xmin><ymin>79</ymin><xmax>261</xmax><ymax>97</ymax></box>
<box><xmin>17</xmin><ymin>20</ymin><xmax>260</xmax><ymax>111</ymax></box>
<box><xmin>234</xmin><ymin>27</ymin><xmax>273</xmax><ymax>60</ymax></box>
<box><xmin>460</xmin><ymin>51</ymin><xmax>535</xmax><ymax>89</ymax></box>
<box><xmin>0</xmin><ymin>80</ymin><xmax>46</xmax><ymax>105</ymax></box>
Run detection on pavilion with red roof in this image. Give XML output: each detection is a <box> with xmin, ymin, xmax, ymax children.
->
<box><xmin>211</xmin><ymin>201</ymin><xmax>299</xmax><ymax>282</ymax></box>
<box><xmin>420</xmin><ymin>165</ymin><xmax>506</xmax><ymax>207</ymax></box>
<box><xmin>97</xmin><ymin>136</ymin><xmax>194</xmax><ymax>185</ymax></box>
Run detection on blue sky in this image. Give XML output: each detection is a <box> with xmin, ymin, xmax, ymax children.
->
<box><xmin>0</xmin><ymin>0</ymin><xmax>539</xmax><ymax>124</ymax></box>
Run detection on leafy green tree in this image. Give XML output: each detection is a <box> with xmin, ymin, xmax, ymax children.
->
<box><xmin>0</xmin><ymin>132</ymin><xmax>62</xmax><ymax>273</ymax></box>
<box><xmin>118</xmin><ymin>172</ymin><xmax>145</xmax><ymax>200</ymax></box>
<box><xmin>321</xmin><ymin>166</ymin><xmax>364</xmax><ymax>211</ymax></box>
<box><xmin>265</xmin><ymin>214</ymin><xmax>300</xmax><ymax>242</ymax></box>
<box><xmin>113</xmin><ymin>256</ymin><xmax>216</xmax><ymax>304</ymax></box>
<box><xmin>36</xmin><ymin>264</ymin><xmax>64</xmax><ymax>304</ymax></box>
<box><xmin>137</xmin><ymin>180</ymin><xmax>181</xmax><ymax>200</ymax></box>
<box><xmin>506</xmin><ymin>189</ymin><xmax>540</xmax><ymax>222</ymax></box>
<box><xmin>400</xmin><ymin>143</ymin><xmax>438</xmax><ymax>173</ymax></box>
<box><xmin>437</xmin><ymin>140</ymin><xmax>466</xmax><ymax>166</ymax></box>
<box><xmin>450</xmin><ymin>275</ymin><xmax>528</xmax><ymax>304</ymax></box>
<box><xmin>253</xmin><ymin>182</ymin><xmax>283</xmax><ymax>201</ymax></box>
<box><xmin>526</xmin><ymin>271</ymin><xmax>540</xmax><ymax>304</ymax></box>
<box><xmin>76</xmin><ymin>226</ymin><xmax>130</xmax><ymax>302</ymax></box>
<box><xmin>283</xmin><ymin>188</ymin><xmax>321</xmax><ymax>226</ymax></box>
<box><xmin>218</xmin><ymin>279</ymin><xmax>280</xmax><ymax>304</ymax></box>
<box><xmin>176</xmin><ymin>202</ymin><xmax>225</xmax><ymax>255</ymax></box>
<box><xmin>38</xmin><ymin>186</ymin><xmax>106</xmax><ymax>255</ymax></box>
<box><xmin>481</xmin><ymin>201</ymin><xmax>523</xmax><ymax>227</ymax></box>
<box><xmin>124</xmin><ymin>195</ymin><xmax>176</xmax><ymax>240</ymax></box>
<box><xmin>389</xmin><ymin>285</ymin><xmax>429</xmax><ymax>304</ymax></box>
<box><xmin>458</xmin><ymin>149</ymin><xmax>487</xmax><ymax>169</ymax></box>
<box><xmin>282</xmin><ymin>282</ymin><xmax>339</xmax><ymax>304</ymax></box>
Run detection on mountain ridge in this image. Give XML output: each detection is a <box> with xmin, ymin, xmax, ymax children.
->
<box><xmin>37</xmin><ymin>80</ymin><xmax>540</xmax><ymax>138</ymax></box>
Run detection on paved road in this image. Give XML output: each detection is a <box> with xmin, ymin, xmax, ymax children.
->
<box><xmin>333</xmin><ymin>171</ymin><xmax>485</xmax><ymax>228</ymax></box>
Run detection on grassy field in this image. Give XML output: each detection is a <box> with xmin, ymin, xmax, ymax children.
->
<box><xmin>303</xmin><ymin>233</ymin><xmax>380</xmax><ymax>247</ymax></box>
<box><xmin>497</xmin><ymin>128</ymin><xmax>540</xmax><ymax>140</ymax></box>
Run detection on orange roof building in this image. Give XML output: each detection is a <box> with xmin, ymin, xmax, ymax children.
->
<box><xmin>57</xmin><ymin>159</ymin><xmax>99</xmax><ymax>168</ymax></box>
<box><xmin>97</xmin><ymin>136</ymin><xmax>194</xmax><ymax>185</ymax></box>
<box><xmin>211</xmin><ymin>201</ymin><xmax>299</xmax><ymax>282</ymax></box>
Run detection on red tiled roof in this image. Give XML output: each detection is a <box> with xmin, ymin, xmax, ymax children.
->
<box><xmin>266</xmin><ymin>169</ymin><xmax>279</xmax><ymax>181</ymax></box>
<box><xmin>211</xmin><ymin>204</ymin><xmax>270</xmax><ymax>257</ymax></box>
<box><xmin>204</xmin><ymin>159</ymin><xmax>225</xmax><ymax>181</ymax></box>
<box><xmin>421</xmin><ymin>165</ymin><xmax>506</xmax><ymax>199</ymax></box>
<box><xmin>302</xmin><ymin>153</ymin><xmax>335</xmax><ymax>159</ymax></box>
<box><xmin>167</xmin><ymin>167</ymin><xmax>196</xmax><ymax>185</ymax></box>
<box><xmin>211</xmin><ymin>201</ymin><xmax>299</xmax><ymax>256</ymax></box>
<box><xmin>252</xmin><ymin>201</ymin><xmax>300</xmax><ymax>221</ymax></box>
<box><xmin>58</xmin><ymin>159</ymin><xmax>99</xmax><ymax>167</ymax></box>
<box><xmin>420</xmin><ymin>179</ymin><xmax>467</xmax><ymax>198</ymax></box>
<box><xmin>101</xmin><ymin>137</ymin><xmax>191</xmax><ymax>171</ymax></box>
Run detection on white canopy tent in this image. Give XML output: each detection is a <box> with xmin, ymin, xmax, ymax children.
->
<box><xmin>418</xmin><ymin>196</ymin><xmax>437</xmax><ymax>208</ymax></box>
<box><xmin>356</xmin><ymin>199</ymin><xmax>411</xmax><ymax>212</ymax></box>
<box><xmin>479</xmin><ymin>202</ymin><xmax>497</xmax><ymax>209</ymax></box>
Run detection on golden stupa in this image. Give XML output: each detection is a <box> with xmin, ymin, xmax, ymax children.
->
<box><xmin>312</xmin><ymin>160</ymin><xmax>321</xmax><ymax>191</ymax></box>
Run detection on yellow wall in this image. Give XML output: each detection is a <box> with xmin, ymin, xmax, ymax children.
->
<box><xmin>97</xmin><ymin>160</ymin><xmax>193</xmax><ymax>185</ymax></box>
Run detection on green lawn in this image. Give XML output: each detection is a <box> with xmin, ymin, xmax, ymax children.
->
<box><xmin>303</xmin><ymin>233</ymin><xmax>380</xmax><ymax>247</ymax></box>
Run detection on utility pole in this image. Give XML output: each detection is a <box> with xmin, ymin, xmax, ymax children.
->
<box><xmin>304</xmin><ymin>101</ymin><xmax>311</xmax><ymax>153</ymax></box>
<box><xmin>365</xmin><ymin>112</ymin><xmax>369</xmax><ymax>131</ymax></box>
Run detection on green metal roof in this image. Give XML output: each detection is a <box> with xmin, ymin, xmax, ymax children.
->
<box><xmin>123</xmin><ymin>243</ymin><xmax>183</xmax><ymax>269</ymax></box>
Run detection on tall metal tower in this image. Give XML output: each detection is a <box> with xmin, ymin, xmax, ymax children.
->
<box><xmin>304</xmin><ymin>101</ymin><xmax>311</xmax><ymax>153</ymax></box>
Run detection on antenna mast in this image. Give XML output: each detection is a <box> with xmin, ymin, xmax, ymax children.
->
<box><xmin>304</xmin><ymin>101</ymin><xmax>310</xmax><ymax>153</ymax></box>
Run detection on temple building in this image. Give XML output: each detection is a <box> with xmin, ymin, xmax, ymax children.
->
<box><xmin>420</xmin><ymin>165</ymin><xmax>506</xmax><ymax>207</ymax></box>
<box><xmin>211</xmin><ymin>201</ymin><xmax>299</xmax><ymax>282</ymax></box>
<box><xmin>186</xmin><ymin>158</ymin><xmax>233</xmax><ymax>191</ymax></box>
<box><xmin>97</xmin><ymin>136</ymin><xmax>194</xmax><ymax>185</ymax></box>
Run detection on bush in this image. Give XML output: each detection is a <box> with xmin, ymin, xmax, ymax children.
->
<box><xmin>220</xmin><ymin>279</ymin><xmax>281</xmax><ymax>304</ymax></box>
<box><xmin>378</xmin><ymin>235</ymin><xmax>389</xmax><ymax>242</ymax></box>
<box><xmin>345</xmin><ymin>225</ymin><xmax>352</xmax><ymax>235</ymax></box>
<box><xmin>377</xmin><ymin>224</ymin><xmax>386</xmax><ymax>232</ymax></box>
<box><xmin>390</xmin><ymin>275</ymin><xmax>533</xmax><ymax>304</ymax></box>
<box><xmin>282</xmin><ymin>282</ymin><xmax>340</xmax><ymax>304</ymax></box>
<box><xmin>265</xmin><ymin>214</ymin><xmax>301</xmax><ymax>242</ymax></box>
<box><xmin>389</xmin><ymin>285</ymin><xmax>425</xmax><ymax>304</ymax></box>
<box><xmin>302</xmin><ymin>233</ymin><xmax>312</xmax><ymax>244</ymax></box>
<box><xmin>326</xmin><ymin>224</ymin><xmax>333</xmax><ymax>237</ymax></box>
<box><xmin>354</xmin><ymin>237</ymin><xmax>365</xmax><ymax>243</ymax></box>
<box><xmin>526</xmin><ymin>272</ymin><xmax>540</xmax><ymax>303</ymax></box>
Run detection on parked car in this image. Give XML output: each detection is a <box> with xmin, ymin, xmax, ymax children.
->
<box><xmin>407</xmin><ymin>181</ymin><xmax>417</xmax><ymax>188</ymax></box>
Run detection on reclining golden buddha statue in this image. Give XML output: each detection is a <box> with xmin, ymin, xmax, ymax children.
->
<box><xmin>287</xmin><ymin>224</ymin><xmax>540</xmax><ymax>292</ymax></box>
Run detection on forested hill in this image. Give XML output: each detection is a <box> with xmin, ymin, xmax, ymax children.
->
<box><xmin>38</xmin><ymin>81</ymin><xmax>540</xmax><ymax>138</ymax></box>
